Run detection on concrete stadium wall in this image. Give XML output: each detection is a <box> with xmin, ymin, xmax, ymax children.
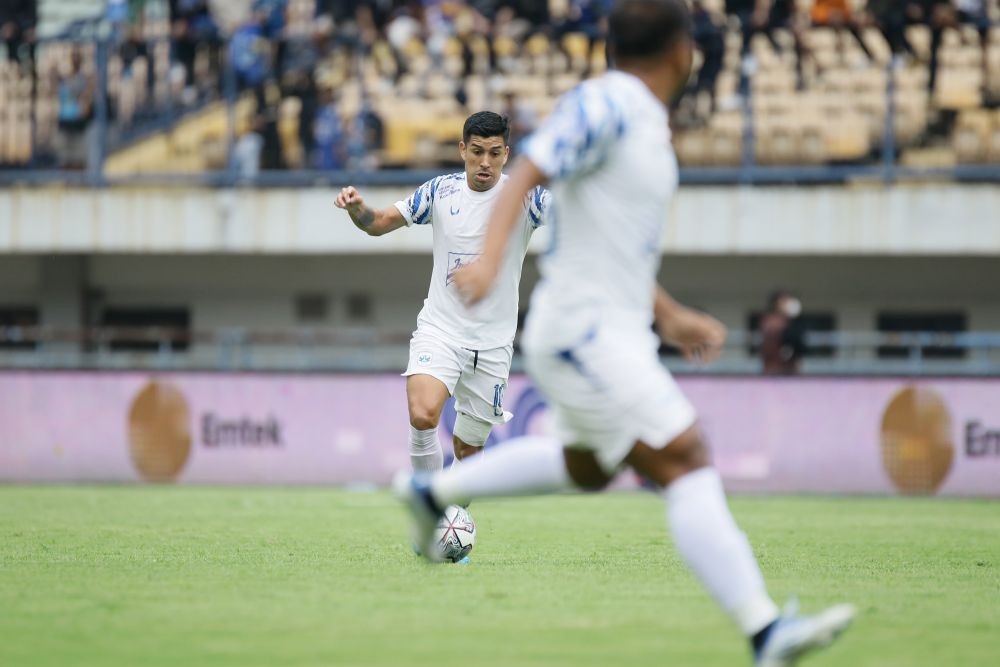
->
<box><xmin>2</xmin><ymin>184</ymin><xmax>999</xmax><ymax>255</ymax></box>
<box><xmin>3</xmin><ymin>255</ymin><xmax>1000</xmax><ymax>348</ymax></box>
<box><xmin>2</xmin><ymin>371</ymin><xmax>998</xmax><ymax>496</ymax></box>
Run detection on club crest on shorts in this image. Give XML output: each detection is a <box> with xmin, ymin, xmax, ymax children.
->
<box><xmin>418</xmin><ymin>353</ymin><xmax>432</xmax><ymax>365</ymax></box>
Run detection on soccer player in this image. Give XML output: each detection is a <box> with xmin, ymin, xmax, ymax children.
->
<box><xmin>335</xmin><ymin>111</ymin><xmax>548</xmax><ymax>474</ymax></box>
<box><xmin>395</xmin><ymin>2</ymin><xmax>854</xmax><ymax>665</ymax></box>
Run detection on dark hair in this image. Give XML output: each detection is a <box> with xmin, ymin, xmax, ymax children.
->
<box><xmin>463</xmin><ymin>111</ymin><xmax>510</xmax><ymax>145</ymax></box>
<box><xmin>768</xmin><ymin>289</ymin><xmax>795</xmax><ymax>311</ymax></box>
<box><xmin>608</xmin><ymin>0</ymin><xmax>692</xmax><ymax>62</ymax></box>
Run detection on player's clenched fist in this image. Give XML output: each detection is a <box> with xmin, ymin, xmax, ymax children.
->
<box><xmin>335</xmin><ymin>186</ymin><xmax>364</xmax><ymax>211</ymax></box>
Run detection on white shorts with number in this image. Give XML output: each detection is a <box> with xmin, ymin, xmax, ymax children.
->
<box><xmin>523</xmin><ymin>315</ymin><xmax>697</xmax><ymax>474</ymax></box>
<box><xmin>403</xmin><ymin>329</ymin><xmax>513</xmax><ymax>427</ymax></box>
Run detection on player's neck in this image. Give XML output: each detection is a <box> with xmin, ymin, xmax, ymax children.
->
<box><xmin>616</xmin><ymin>64</ymin><xmax>675</xmax><ymax>107</ymax></box>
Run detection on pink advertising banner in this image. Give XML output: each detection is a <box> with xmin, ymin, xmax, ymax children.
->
<box><xmin>0</xmin><ymin>371</ymin><xmax>998</xmax><ymax>496</ymax></box>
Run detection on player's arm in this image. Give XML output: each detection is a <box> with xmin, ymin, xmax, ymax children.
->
<box><xmin>454</xmin><ymin>158</ymin><xmax>548</xmax><ymax>304</ymax></box>
<box><xmin>653</xmin><ymin>284</ymin><xmax>727</xmax><ymax>364</ymax></box>
<box><xmin>334</xmin><ymin>186</ymin><xmax>407</xmax><ymax>237</ymax></box>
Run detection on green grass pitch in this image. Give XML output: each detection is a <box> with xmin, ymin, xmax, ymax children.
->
<box><xmin>1</xmin><ymin>487</ymin><xmax>998</xmax><ymax>667</ymax></box>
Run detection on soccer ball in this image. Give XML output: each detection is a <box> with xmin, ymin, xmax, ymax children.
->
<box><xmin>434</xmin><ymin>505</ymin><xmax>476</xmax><ymax>562</ymax></box>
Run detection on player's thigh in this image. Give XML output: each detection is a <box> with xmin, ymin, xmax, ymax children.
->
<box><xmin>524</xmin><ymin>347</ymin><xmax>629</xmax><ymax>474</ymax></box>
<box><xmin>452</xmin><ymin>346</ymin><xmax>512</xmax><ymax>443</ymax></box>
<box><xmin>404</xmin><ymin>332</ymin><xmax>463</xmax><ymax>427</ymax></box>
<box><xmin>406</xmin><ymin>374</ymin><xmax>451</xmax><ymax>427</ymax></box>
<box><xmin>526</xmin><ymin>335</ymin><xmax>697</xmax><ymax>476</ymax></box>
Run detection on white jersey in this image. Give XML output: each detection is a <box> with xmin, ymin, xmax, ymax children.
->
<box><xmin>521</xmin><ymin>70</ymin><xmax>677</xmax><ymax>350</ymax></box>
<box><xmin>395</xmin><ymin>172</ymin><xmax>549</xmax><ymax>350</ymax></box>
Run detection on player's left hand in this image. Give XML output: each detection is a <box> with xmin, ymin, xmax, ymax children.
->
<box><xmin>657</xmin><ymin>307</ymin><xmax>727</xmax><ymax>364</ymax></box>
<box><xmin>453</xmin><ymin>258</ymin><xmax>499</xmax><ymax>305</ymax></box>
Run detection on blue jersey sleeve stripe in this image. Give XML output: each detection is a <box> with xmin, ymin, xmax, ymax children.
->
<box><xmin>528</xmin><ymin>187</ymin><xmax>546</xmax><ymax>228</ymax></box>
<box><xmin>409</xmin><ymin>176</ymin><xmax>439</xmax><ymax>225</ymax></box>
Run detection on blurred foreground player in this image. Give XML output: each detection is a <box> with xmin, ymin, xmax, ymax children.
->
<box><xmin>335</xmin><ymin>112</ymin><xmax>548</xmax><ymax>472</ymax></box>
<box><xmin>396</xmin><ymin>2</ymin><xmax>854</xmax><ymax>665</ymax></box>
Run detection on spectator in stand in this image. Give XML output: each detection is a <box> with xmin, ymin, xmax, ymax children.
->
<box><xmin>726</xmin><ymin>0</ymin><xmax>807</xmax><ymax>87</ymax></box>
<box><xmin>253</xmin><ymin>0</ymin><xmax>288</xmax><ymax>73</ymax></box>
<box><xmin>953</xmin><ymin>0</ymin><xmax>994</xmax><ymax>97</ymax></box>
<box><xmin>258</xmin><ymin>105</ymin><xmax>284</xmax><ymax>170</ymax></box>
<box><xmin>316</xmin><ymin>0</ymin><xmax>394</xmax><ymax>28</ymax></box>
<box><xmin>0</xmin><ymin>0</ymin><xmax>36</xmax><ymax>65</ymax></box>
<box><xmin>56</xmin><ymin>50</ymin><xmax>95</xmax><ymax>169</ymax></box>
<box><xmin>282</xmin><ymin>68</ymin><xmax>319</xmax><ymax>163</ymax></box>
<box><xmin>866</xmin><ymin>0</ymin><xmax>918</xmax><ymax>59</ymax></box>
<box><xmin>345</xmin><ymin>97</ymin><xmax>385</xmax><ymax>171</ymax></box>
<box><xmin>500</xmin><ymin>0</ymin><xmax>549</xmax><ymax>27</ymax></box>
<box><xmin>811</xmin><ymin>0</ymin><xmax>875</xmax><ymax>63</ymax></box>
<box><xmin>552</xmin><ymin>0</ymin><xmax>609</xmax><ymax>67</ymax></box>
<box><xmin>758</xmin><ymin>290</ymin><xmax>806</xmax><ymax>375</ymax></box>
<box><xmin>907</xmin><ymin>0</ymin><xmax>956</xmax><ymax>94</ymax></box>
<box><xmin>386</xmin><ymin>4</ymin><xmax>423</xmax><ymax>74</ymax></box>
<box><xmin>725</xmin><ymin>0</ymin><xmax>767</xmax><ymax>56</ymax></box>
<box><xmin>499</xmin><ymin>91</ymin><xmax>538</xmax><ymax>147</ymax></box>
<box><xmin>169</xmin><ymin>0</ymin><xmax>219</xmax><ymax>99</ymax></box>
<box><xmin>691</xmin><ymin>0</ymin><xmax>725</xmax><ymax>114</ymax></box>
<box><xmin>230</xmin><ymin>13</ymin><xmax>273</xmax><ymax>112</ymax></box>
<box><xmin>315</xmin><ymin>0</ymin><xmax>357</xmax><ymax>22</ymax></box>
<box><xmin>312</xmin><ymin>88</ymin><xmax>346</xmax><ymax>170</ymax></box>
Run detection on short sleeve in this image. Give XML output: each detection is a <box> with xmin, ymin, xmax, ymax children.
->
<box><xmin>521</xmin><ymin>82</ymin><xmax>626</xmax><ymax>181</ymax></box>
<box><xmin>394</xmin><ymin>176</ymin><xmax>439</xmax><ymax>226</ymax></box>
<box><xmin>526</xmin><ymin>186</ymin><xmax>551</xmax><ymax>229</ymax></box>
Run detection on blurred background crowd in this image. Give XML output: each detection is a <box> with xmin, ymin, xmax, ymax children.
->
<box><xmin>0</xmin><ymin>0</ymin><xmax>997</xmax><ymax>174</ymax></box>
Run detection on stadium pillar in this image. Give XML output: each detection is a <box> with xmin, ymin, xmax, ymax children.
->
<box><xmin>222</xmin><ymin>45</ymin><xmax>238</xmax><ymax>187</ymax></box>
<box><xmin>882</xmin><ymin>56</ymin><xmax>900</xmax><ymax>184</ymax></box>
<box><xmin>88</xmin><ymin>37</ymin><xmax>110</xmax><ymax>187</ymax></box>
<box><xmin>739</xmin><ymin>55</ymin><xmax>757</xmax><ymax>185</ymax></box>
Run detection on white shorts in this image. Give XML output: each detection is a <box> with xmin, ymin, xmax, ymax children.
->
<box><xmin>403</xmin><ymin>329</ymin><xmax>513</xmax><ymax>428</ymax></box>
<box><xmin>524</xmin><ymin>320</ymin><xmax>697</xmax><ymax>474</ymax></box>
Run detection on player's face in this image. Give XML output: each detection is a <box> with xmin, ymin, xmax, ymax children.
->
<box><xmin>459</xmin><ymin>135</ymin><xmax>509</xmax><ymax>192</ymax></box>
<box><xmin>666</xmin><ymin>38</ymin><xmax>694</xmax><ymax>104</ymax></box>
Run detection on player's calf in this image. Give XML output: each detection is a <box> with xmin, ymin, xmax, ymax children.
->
<box><xmin>453</xmin><ymin>437</ymin><xmax>482</xmax><ymax>461</ymax></box>
<box><xmin>452</xmin><ymin>412</ymin><xmax>493</xmax><ymax>460</ymax></box>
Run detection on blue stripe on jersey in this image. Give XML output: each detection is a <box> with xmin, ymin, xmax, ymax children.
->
<box><xmin>528</xmin><ymin>186</ymin><xmax>547</xmax><ymax>228</ymax></box>
<box><xmin>411</xmin><ymin>183</ymin><xmax>425</xmax><ymax>223</ymax></box>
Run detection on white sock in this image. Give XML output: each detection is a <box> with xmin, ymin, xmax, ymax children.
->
<box><xmin>665</xmin><ymin>467</ymin><xmax>779</xmax><ymax>636</ymax></box>
<box><xmin>431</xmin><ymin>436</ymin><xmax>572</xmax><ymax>507</ymax></box>
<box><xmin>409</xmin><ymin>426</ymin><xmax>443</xmax><ymax>472</ymax></box>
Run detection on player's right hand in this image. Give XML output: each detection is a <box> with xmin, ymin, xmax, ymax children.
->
<box><xmin>657</xmin><ymin>307</ymin><xmax>727</xmax><ymax>365</ymax></box>
<box><xmin>335</xmin><ymin>186</ymin><xmax>364</xmax><ymax>211</ymax></box>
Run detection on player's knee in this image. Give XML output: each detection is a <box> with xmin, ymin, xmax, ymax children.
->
<box><xmin>564</xmin><ymin>449</ymin><xmax>613</xmax><ymax>491</ymax></box>
<box><xmin>409</xmin><ymin>408</ymin><xmax>440</xmax><ymax>431</ymax></box>
<box><xmin>627</xmin><ymin>426</ymin><xmax>712</xmax><ymax>487</ymax></box>
<box><xmin>668</xmin><ymin>428</ymin><xmax>712</xmax><ymax>472</ymax></box>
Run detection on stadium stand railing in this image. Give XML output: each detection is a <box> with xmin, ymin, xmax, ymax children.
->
<box><xmin>2</xmin><ymin>326</ymin><xmax>999</xmax><ymax>375</ymax></box>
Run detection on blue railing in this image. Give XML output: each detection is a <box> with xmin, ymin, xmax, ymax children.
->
<box><xmin>1</xmin><ymin>326</ymin><xmax>998</xmax><ymax>375</ymax></box>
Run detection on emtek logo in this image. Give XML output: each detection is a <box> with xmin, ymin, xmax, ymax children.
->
<box><xmin>965</xmin><ymin>421</ymin><xmax>1000</xmax><ymax>457</ymax></box>
<box><xmin>202</xmin><ymin>414</ymin><xmax>283</xmax><ymax>447</ymax></box>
